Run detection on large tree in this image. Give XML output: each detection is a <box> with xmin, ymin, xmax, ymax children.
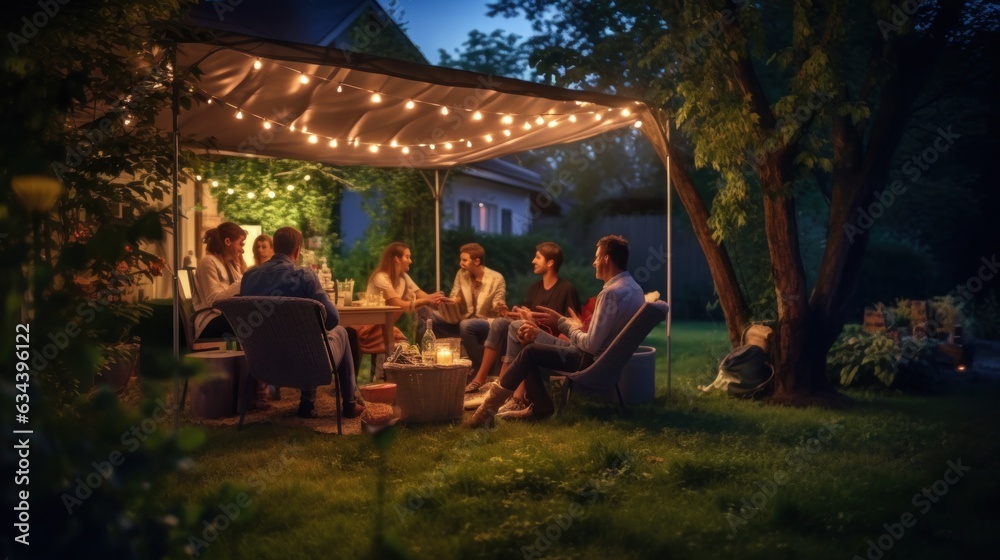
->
<box><xmin>488</xmin><ymin>0</ymin><xmax>995</xmax><ymax>403</ymax></box>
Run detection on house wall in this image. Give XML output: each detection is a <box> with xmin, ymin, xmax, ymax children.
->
<box><xmin>442</xmin><ymin>175</ymin><xmax>531</xmax><ymax>235</ymax></box>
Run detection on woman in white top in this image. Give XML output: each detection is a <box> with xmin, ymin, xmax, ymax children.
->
<box><xmin>193</xmin><ymin>222</ymin><xmax>247</xmax><ymax>338</ymax></box>
<box><xmin>356</xmin><ymin>242</ymin><xmax>444</xmax><ymax>354</ymax></box>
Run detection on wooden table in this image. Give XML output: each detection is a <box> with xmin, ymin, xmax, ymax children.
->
<box><xmin>333</xmin><ymin>304</ymin><xmax>402</xmax><ymax>355</ymax></box>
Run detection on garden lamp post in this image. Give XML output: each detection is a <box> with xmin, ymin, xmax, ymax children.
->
<box><xmin>11</xmin><ymin>174</ymin><xmax>65</xmax><ymax>318</ymax></box>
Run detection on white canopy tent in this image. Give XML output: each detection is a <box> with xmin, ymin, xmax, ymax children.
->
<box><xmin>162</xmin><ymin>32</ymin><xmax>675</xmax><ymax>423</ymax></box>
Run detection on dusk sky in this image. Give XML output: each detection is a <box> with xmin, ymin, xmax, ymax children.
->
<box><xmin>397</xmin><ymin>0</ymin><xmax>535</xmax><ymax>63</ymax></box>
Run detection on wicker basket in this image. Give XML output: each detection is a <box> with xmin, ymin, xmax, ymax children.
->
<box><xmin>384</xmin><ymin>359</ymin><xmax>471</xmax><ymax>423</ymax></box>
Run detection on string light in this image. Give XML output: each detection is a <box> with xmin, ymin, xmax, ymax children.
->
<box><xmin>440</xmin><ymin>106</ymin><xmax>449</xmax><ymax>116</ymax></box>
<box><xmin>369</xmin><ymin>145</ymin><xmax>379</xmax><ymax>153</ymax></box>
<box><xmin>595</xmin><ymin>113</ymin><xmax>603</xmax><ymax>120</ymax></box>
<box><xmin>267</xmin><ymin>190</ymin><xmax>275</xmax><ymax>198</ymax></box>
<box><xmin>503</xmin><ymin>129</ymin><xmax>511</xmax><ymax>137</ymax></box>
<box><xmin>247</xmin><ymin>192</ymin><xmax>256</xmax><ymax>199</ymax></box>
<box><xmin>308</xmin><ymin>135</ymin><xmax>318</xmax><ymax>144</ymax></box>
<box><xmin>633</xmin><ymin>120</ymin><xmax>643</xmax><ymax>128</ymax></box>
<box><xmin>211</xmin><ymin>180</ymin><xmax>219</xmax><ymax>187</ymax></box>
<box><xmin>299</xmin><ymin>74</ymin><xmax>309</xmax><ymax>84</ymax></box>
<box><xmin>569</xmin><ymin>115</ymin><xmax>577</xmax><ymax>122</ymax></box>
<box><xmin>329</xmin><ymin>139</ymin><xmax>338</xmax><ymax>147</ymax></box>
<box><xmin>304</xmin><ymin>175</ymin><xmax>311</xmax><ymax>181</ymax></box>
<box><xmin>253</xmin><ymin>59</ymin><xmax>262</xmax><ymax>70</ymax></box>
<box><xmin>226</xmin><ymin>188</ymin><xmax>234</xmax><ymax>195</ymax></box>
<box><xmin>485</xmin><ymin>134</ymin><xmax>493</xmax><ymax>142</ymax></box>
<box><xmin>473</xmin><ymin>111</ymin><xmax>482</xmax><ymax>120</ymax></box>
<box><xmin>466</xmin><ymin>140</ymin><xmax>472</xmax><ymax>147</ymax></box>
<box><xmin>502</xmin><ymin>115</ymin><xmax>513</xmax><ymax>125</ymax></box>
<box><xmin>548</xmin><ymin>120</ymin><xmax>557</xmax><ymax>127</ymax></box>
<box><xmin>535</xmin><ymin>116</ymin><xmax>544</xmax><ymax>125</ymax></box>
<box><xmin>523</xmin><ymin>122</ymin><xmax>532</xmax><ymax>130</ymax></box>
<box><xmin>402</xmin><ymin>146</ymin><xmax>410</xmax><ymax>154</ymax></box>
<box><xmin>236</xmin><ymin>110</ymin><xmax>243</xmax><ymax>119</ymax></box>
<box><xmin>621</xmin><ymin>108</ymin><xmax>631</xmax><ymax>117</ymax></box>
<box><xmin>290</xmin><ymin>124</ymin><xmax>296</xmax><ymax>132</ymax></box>
<box><xmin>371</xmin><ymin>92</ymin><xmax>382</xmax><ymax>103</ymax></box>
<box><xmin>206</xmin><ymin>98</ymin><xmax>212</xmax><ymax>104</ymax></box>
<box><xmin>390</xmin><ymin>140</ymin><xmax>398</xmax><ymax>147</ymax></box>
<box><xmin>405</xmin><ymin>100</ymin><xmax>415</xmax><ymax>109</ymax></box>
<box><xmin>195</xmin><ymin>174</ymin><xmax>202</xmax><ymax>181</ymax></box>
<box><xmin>337</xmin><ymin>83</ymin><xmax>343</xmax><ymax>93</ymax></box>
<box><xmin>287</xmin><ymin>184</ymin><xmax>295</xmax><ymax>191</ymax></box>
<box><xmin>444</xmin><ymin>142</ymin><xmax>453</xmax><ymax>149</ymax></box>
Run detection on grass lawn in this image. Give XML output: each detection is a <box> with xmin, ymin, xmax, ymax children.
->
<box><xmin>161</xmin><ymin>321</ymin><xmax>1000</xmax><ymax>559</ymax></box>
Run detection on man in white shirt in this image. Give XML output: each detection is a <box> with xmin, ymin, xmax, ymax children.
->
<box><xmin>467</xmin><ymin>235</ymin><xmax>644</xmax><ymax>427</ymax></box>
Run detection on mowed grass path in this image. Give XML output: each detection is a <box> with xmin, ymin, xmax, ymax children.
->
<box><xmin>162</xmin><ymin>322</ymin><xmax>1000</xmax><ymax>559</ymax></box>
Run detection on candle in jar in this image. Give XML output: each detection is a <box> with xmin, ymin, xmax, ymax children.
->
<box><xmin>436</xmin><ymin>347</ymin><xmax>453</xmax><ymax>365</ymax></box>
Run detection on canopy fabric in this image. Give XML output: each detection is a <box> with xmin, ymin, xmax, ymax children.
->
<box><xmin>170</xmin><ymin>32</ymin><xmax>658</xmax><ymax>168</ymax></box>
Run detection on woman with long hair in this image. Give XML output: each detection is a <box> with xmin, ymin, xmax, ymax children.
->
<box><xmin>356</xmin><ymin>243</ymin><xmax>444</xmax><ymax>377</ymax></box>
<box><xmin>251</xmin><ymin>233</ymin><xmax>274</xmax><ymax>267</ymax></box>
<box><xmin>193</xmin><ymin>221</ymin><xmax>247</xmax><ymax>339</ymax></box>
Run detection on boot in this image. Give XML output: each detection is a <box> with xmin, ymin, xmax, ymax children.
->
<box><xmin>465</xmin><ymin>382</ymin><xmax>514</xmax><ymax>428</ymax></box>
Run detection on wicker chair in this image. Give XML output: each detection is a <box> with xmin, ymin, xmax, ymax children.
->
<box><xmin>214</xmin><ymin>296</ymin><xmax>344</xmax><ymax>433</ymax></box>
<box><xmin>554</xmin><ymin>301</ymin><xmax>668</xmax><ymax>413</ymax></box>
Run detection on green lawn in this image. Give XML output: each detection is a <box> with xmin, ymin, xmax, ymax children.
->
<box><xmin>160</xmin><ymin>322</ymin><xmax>1000</xmax><ymax>559</ymax></box>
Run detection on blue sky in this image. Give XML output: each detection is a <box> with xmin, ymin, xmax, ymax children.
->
<box><xmin>395</xmin><ymin>0</ymin><xmax>535</xmax><ymax>63</ymax></box>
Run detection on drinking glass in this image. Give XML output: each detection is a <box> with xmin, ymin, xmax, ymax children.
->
<box><xmin>356</xmin><ymin>292</ymin><xmax>368</xmax><ymax>306</ymax></box>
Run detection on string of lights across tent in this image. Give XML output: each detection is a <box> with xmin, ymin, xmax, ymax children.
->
<box><xmin>192</xmin><ymin>51</ymin><xmax>644</xmax><ymax>158</ymax></box>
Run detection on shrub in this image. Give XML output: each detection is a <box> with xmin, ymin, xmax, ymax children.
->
<box><xmin>827</xmin><ymin>325</ymin><xmax>940</xmax><ymax>390</ymax></box>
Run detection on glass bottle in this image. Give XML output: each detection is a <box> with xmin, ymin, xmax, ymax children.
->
<box><xmin>422</xmin><ymin>319</ymin><xmax>436</xmax><ymax>364</ymax></box>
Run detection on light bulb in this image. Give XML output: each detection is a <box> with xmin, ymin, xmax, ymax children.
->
<box><xmin>353</xmin><ymin>138</ymin><xmax>359</xmax><ymax>147</ymax></box>
<box><xmin>466</xmin><ymin>140</ymin><xmax>472</xmax><ymax>147</ymax></box>
<box><xmin>444</xmin><ymin>142</ymin><xmax>453</xmax><ymax>149</ymax></box>
<box><xmin>236</xmin><ymin>111</ymin><xmax>243</xmax><ymax>119</ymax></box>
<box><xmin>502</xmin><ymin>115</ymin><xmax>513</xmax><ymax>125</ymax></box>
<box><xmin>523</xmin><ymin>122</ymin><xmax>532</xmax><ymax>130</ymax></box>
<box><xmin>405</xmin><ymin>100</ymin><xmax>415</xmax><ymax>109</ymax></box>
<box><xmin>369</xmin><ymin>145</ymin><xmax>379</xmax><ymax>153</ymax></box>
<box><xmin>503</xmin><ymin>129</ymin><xmax>511</xmax><ymax>137</ymax></box>
<box><xmin>247</xmin><ymin>192</ymin><xmax>256</xmax><ymax>199</ymax></box>
<box><xmin>226</xmin><ymin>188</ymin><xmax>234</xmax><ymax>195</ymax></box>
<box><xmin>633</xmin><ymin>121</ymin><xmax>643</xmax><ymax>128</ymax></box>
<box><xmin>371</xmin><ymin>92</ymin><xmax>382</xmax><ymax>103</ymax></box>
<box><xmin>473</xmin><ymin>111</ymin><xmax>482</xmax><ymax>120</ymax></box>
<box><xmin>535</xmin><ymin>116</ymin><xmax>544</xmax><ymax>125</ymax></box>
<box><xmin>569</xmin><ymin>115</ymin><xmax>577</xmax><ymax>122</ymax></box>
<box><xmin>263</xmin><ymin>121</ymin><xmax>271</xmax><ymax>129</ymax></box>
<box><xmin>308</xmin><ymin>135</ymin><xmax>318</xmax><ymax>143</ymax></box>
<box><xmin>300</xmin><ymin>74</ymin><xmax>309</xmax><ymax>84</ymax></box>
<box><xmin>337</xmin><ymin>83</ymin><xmax>343</xmax><ymax>93</ymax></box>
<box><xmin>485</xmin><ymin>135</ymin><xmax>493</xmax><ymax>142</ymax></box>
<box><xmin>595</xmin><ymin>113</ymin><xmax>602</xmax><ymax>121</ymax></box>
<box><xmin>402</xmin><ymin>146</ymin><xmax>410</xmax><ymax>154</ymax></box>
<box><xmin>206</xmin><ymin>98</ymin><xmax>212</xmax><ymax>104</ymax></box>
<box><xmin>621</xmin><ymin>108</ymin><xmax>631</xmax><ymax>117</ymax></box>
<box><xmin>290</xmin><ymin>124</ymin><xmax>296</xmax><ymax>132</ymax></box>
<box><xmin>287</xmin><ymin>184</ymin><xmax>295</xmax><ymax>191</ymax></box>
<box><xmin>304</xmin><ymin>174</ymin><xmax>311</xmax><ymax>181</ymax></box>
<box><xmin>390</xmin><ymin>140</ymin><xmax>397</xmax><ymax>147</ymax></box>
<box><xmin>253</xmin><ymin>59</ymin><xmax>262</xmax><ymax>70</ymax></box>
<box><xmin>548</xmin><ymin>120</ymin><xmax>557</xmax><ymax>127</ymax></box>
<box><xmin>268</xmin><ymin>190</ymin><xmax>275</xmax><ymax>198</ymax></box>
<box><xmin>440</xmin><ymin>106</ymin><xmax>449</xmax><ymax>115</ymax></box>
<box><xmin>211</xmin><ymin>180</ymin><xmax>219</xmax><ymax>187</ymax></box>
<box><xmin>329</xmin><ymin>139</ymin><xmax>338</xmax><ymax>147</ymax></box>
<box><xmin>195</xmin><ymin>174</ymin><xmax>202</xmax><ymax>181</ymax></box>
<box><xmin>429</xmin><ymin>144</ymin><xmax>435</xmax><ymax>150</ymax></box>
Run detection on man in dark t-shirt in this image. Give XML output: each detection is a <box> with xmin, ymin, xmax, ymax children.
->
<box><xmin>464</xmin><ymin>242</ymin><xmax>580</xmax><ymax>393</ymax></box>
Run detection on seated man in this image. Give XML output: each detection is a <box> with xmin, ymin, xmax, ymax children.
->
<box><xmin>426</xmin><ymin>243</ymin><xmax>507</xmax><ymax>373</ymax></box>
<box><xmin>464</xmin><ymin>241</ymin><xmax>580</xmax><ymax>399</ymax></box>
<box><xmin>467</xmin><ymin>235</ymin><xmax>644</xmax><ymax>427</ymax></box>
<box><xmin>240</xmin><ymin>227</ymin><xmax>363</xmax><ymax>419</ymax></box>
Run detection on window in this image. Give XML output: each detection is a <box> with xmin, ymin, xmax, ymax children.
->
<box><xmin>501</xmin><ymin>209</ymin><xmax>512</xmax><ymax>235</ymax></box>
<box><xmin>475</xmin><ymin>202</ymin><xmax>497</xmax><ymax>233</ymax></box>
<box><xmin>458</xmin><ymin>200</ymin><xmax>472</xmax><ymax>229</ymax></box>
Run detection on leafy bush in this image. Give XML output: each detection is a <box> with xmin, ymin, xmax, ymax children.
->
<box><xmin>827</xmin><ymin>325</ymin><xmax>939</xmax><ymax>389</ymax></box>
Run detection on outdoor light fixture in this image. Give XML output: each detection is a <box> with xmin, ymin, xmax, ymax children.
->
<box><xmin>444</xmin><ymin>142</ymin><xmax>453</xmax><ymax>149</ymax></box>
<box><xmin>441</xmin><ymin>107</ymin><xmax>449</xmax><ymax>115</ymax></box>
<box><xmin>247</xmin><ymin>192</ymin><xmax>256</xmax><ymax>199</ymax></box>
<box><xmin>369</xmin><ymin>145</ymin><xmax>379</xmax><ymax>153</ymax></box>
<box><xmin>267</xmin><ymin>190</ymin><xmax>275</xmax><ymax>198</ymax></box>
<box><xmin>485</xmin><ymin>135</ymin><xmax>493</xmax><ymax>142</ymax></box>
<box><xmin>211</xmin><ymin>180</ymin><xmax>219</xmax><ymax>187</ymax></box>
<box><xmin>502</xmin><ymin>115</ymin><xmax>513</xmax><ymax>125</ymax></box>
<box><xmin>227</xmin><ymin>188</ymin><xmax>234</xmax><ymax>195</ymax></box>
<box><xmin>329</xmin><ymin>139</ymin><xmax>338</xmax><ymax>147</ymax></box>
<box><xmin>11</xmin><ymin>175</ymin><xmax>64</xmax><ymax>213</ymax></box>
<box><xmin>195</xmin><ymin>174</ymin><xmax>202</xmax><ymax>181</ymax></box>
<box><xmin>299</xmin><ymin>74</ymin><xmax>309</xmax><ymax>84</ymax></box>
<box><xmin>405</xmin><ymin>100</ymin><xmax>415</xmax><ymax>109</ymax></box>
<box><xmin>287</xmin><ymin>185</ymin><xmax>295</xmax><ymax>191</ymax></box>
<box><xmin>304</xmin><ymin>175</ymin><xmax>310</xmax><ymax>181</ymax></box>
<box><xmin>473</xmin><ymin>111</ymin><xmax>482</xmax><ymax>120</ymax></box>
<box><xmin>634</xmin><ymin>121</ymin><xmax>643</xmax><ymax>128</ymax></box>
<box><xmin>371</xmin><ymin>92</ymin><xmax>382</xmax><ymax>103</ymax></box>
<box><xmin>253</xmin><ymin>59</ymin><xmax>262</xmax><ymax>70</ymax></box>
<box><xmin>308</xmin><ymin>135</ymin><xmax>318</xmax><ymax>144</ymax></box>
<box><xmin>263</xmin><ymin>121</ymin><xmax>271</xmax><ymax>129</ymax></box>
<box><xmin>535</xmin><ymin>116</ymin><xmax>544</xmax><ymax>125</ymax></box>
<box><xmin>235</xmin><ymin>111</ymin><xmax>243</xmax><ymax>119</ymax></box>
<box><xmin>402</xmin><ymin>147</ymin><xmax>410</xmax><ymax>154</ymax></box>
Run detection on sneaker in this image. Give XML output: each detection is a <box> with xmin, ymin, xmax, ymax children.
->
<box><xmin>496</xmin><ymin>403</ymin><xmax>534</xmax><ymax>420</ymax></box>
<box><xmin>297</xmin><ymin>401</ymin><xmax>317</xmax><ymax>418</ymax></box>
<box><xmin>343</xmin><ymin>401</ymin><xmax>366</xmax><ymax>419</ymax></box>
<box><xmin>497</xmin><ymin>397</ymin><xmax>529</xmax><ymax>415</ymax></box>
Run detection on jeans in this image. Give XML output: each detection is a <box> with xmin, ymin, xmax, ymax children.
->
<box><xmin>459</xmin><ymin>318</ymin><xmax>491</xmax><ymax>372</ymax></box>
<box><xmin>302</xmin><ymin>325</ymin><xmax>357</xmax><ymax>405</ymax></box>
<box><xmin>499</xmin><ymin>341</ymin><xmax>588</xmax><ymax>414</ymax></box>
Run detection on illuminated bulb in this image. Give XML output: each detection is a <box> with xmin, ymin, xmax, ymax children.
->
<box><xmin>236</xmin><ymin>111</ymin><xmax>243</xmax><ymax>119</ymax></box>
<box><xmin>440</xmin><ymin>106</ymin><xmax>449</xmax><ymax>115</ymax></box>
<box><xmin>290</xmin><ymin>124</ymin><xmax>296</xmax><ymax>132</ymax></box>
<box><xmin>329</xmin><ymin>139</ymin><xmax>338</xmax><ymax>147</ymax></box>
<box><xmin>390</xmin><ymin>140</ymin><xmax>398</xmax><ymax>147</ymax></box>
<box><xmin>299</xmin><ymin>74</ymin><xmax>309</xmax><ymax>84</ymax></box>
<box><xmin>195</xmin><ymin>174</ymin><xmax>202</xmax><ymax>181</ymax></box>
<box><xmin>523</xmin><ymin>122</ymin><xmax>532</xmax><ymax>130</ymax></box>
<box><xmin>402</xmin><ymin>146</ymin><xmax>410</xmax><ymax>154</ymax></box>
<box><xmin>207</xmin><ymin>98</ymin><xmax>212</xmax><ymax>104</ymax></box>
<box><xmin>467</xmin><ymin>140</ymin><xmax>472</xmax><ymax>147</ymax></box>
<box><xmin>473</xmin><ymin>111</ymin><xmax>483</xmax><ymax>120</ymax></box>
<box><xmin>444</xmin><ymin>142</ymin><xmax>453</xmax><ymax>149</ymax></box>
<box><xmin>253</xmin><ymin>59</ymin><xmax>262</xmax><ymax>70</ymax></box>
<box><xmin>633</xmin><ymin>121</ymin><xmax>643</xmax><ymax>128</ymax></box>
<box><xmin>548</xmin><ymin>120</ymin><xmax>557</xmax><ymax>127</ymax></box>
<box><xmin>569</xmin><ymin>115</ymin><xmax>577</xmax><ymax>122</ymax></box>
<box><xmin>304</xmin><ymin>175</ymin><xmax>310</xmax><ymax>181</ymax></box>
<box><xmin>353</xmin><ymin>138</ymin><xmax>359</xmax><ymax>147</ymax></box>
<box><xmin>621</xmin><ymin>108</ymin><xmax>631</xmax><ymax>117</ymax></box>
<box><xmin>503</xmin><ymin>129</ymin><xmax>511</xmax><ymax>137</ymax></box>
<box><xmin>301</xmin><ymin>126</ymin><xmax>308</xmax><ymax>133</ymax></box>
<box><xmin>371</xmin><ymin>92</ymin><xmax>382</xmax><ymax>103</ymax></box>
<box><xmin>369</xmin><ymin>145</ymin><xmax>379</xmax><ymax>153</ymax></box>
<box><xmin>485</xmin><ymin>134</ymin><xmax>493</xmax><ymax>142</ymax></box>
<box><xmin>287</xmin><ymin>184</ymin><xmax>295</xmax><ymax>191</ymax></box>
<box><xmin>226</xmin><ymin>188</ymin><xmax>234</xmax><ymax>195</ymax></box>
<box><xmin>429</xmin><ymin>144</ymin><xmax>435</xmax><ymax>150</ymax></box>
<box><xmin>478</xmin><ymin>202</ymin><xmax>484</xmax><ymax>208</ymax></box>
<box><xmin>535</xmin><ymin>116</ymin><xmax>544</xmax><ymax>125</ymax></box>
<box><xmin>595</xmin><ymin>113</ymin><xmax>603</xmax><ymax>121</ymax></box>
<box><xmin>263</xmin><ymin>121</ymin><xmax>271</xmax><ymax>129</ymax></box>
<box><xmin>268</xmin><ymin>190</ymin><xmax>275</xmax><ymax>198</ymax></box>
<box><xmin>211</xmin><ymin>180</ymin><xmax>219</xmax><ymax>187</ymax></box>
<box><xmin>123</xmin><ymin>118</ymin><xmax>131</xmax><ymax>125</ymax></box>
<box><xmin>336</xmin><ymin>83</ymin><xmax>343</xmax><ymax>93</ymax></box>
<box><xmin>501</xmin><ymin>115</ymin><xmax>513</xmax><ymax>125</ymax></box>
<box><xmin>247</xmin><ymin>192</ymin><xmax>256</xmax><ymax>199</ymax></box>
<box><xmin>308</xmin><ymin>135</ymin><xmax>318</xmax><ymax>143</ymax></box>
<box><xmin>405</xmin><ymin>100</ymin><xmax>415</xmax><ymax>109</ymax></box>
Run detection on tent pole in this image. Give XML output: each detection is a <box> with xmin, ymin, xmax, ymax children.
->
<box><xmin>666</xmin><ymin>121</ymin><xmax>672</xmax><ymax>399</ymax></box>
<box><xmin>435</xmin><ymin>170</ymin><xmax>441</xmax><ymax>291</ymax></box>
<box><xmin>170</xmin><ymin>44</ymin><xmax>182</xmax><ymax>431</ymax></box>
